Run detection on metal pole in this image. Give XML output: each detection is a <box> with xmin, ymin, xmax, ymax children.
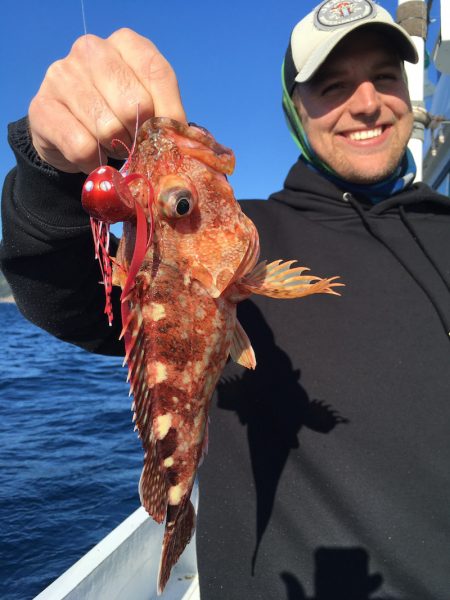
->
<box><xmin>396</xmin><ymin>0</ymin><xmax>428</xmax><ymax>181</ymax></box>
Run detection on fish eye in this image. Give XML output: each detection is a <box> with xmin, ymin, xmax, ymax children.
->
<box><xmin>175</xmin><ymin>196</ymin><xmax>192</xmax><ymax>216</ymax></box>
<box><xmin>158</xmin><ymin>187</ymin><xmax>197</xmax><ymax>219</ymax></box>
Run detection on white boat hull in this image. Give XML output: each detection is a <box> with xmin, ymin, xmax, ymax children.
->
<box><xmin>34</xmin><ymin>486</ymin><xmax>200</xmax><ymax>600</ymax></box>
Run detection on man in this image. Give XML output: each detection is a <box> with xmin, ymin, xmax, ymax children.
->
<box><xmin>1</xmin><ymin>1</ymin><xmax>449</xmax><ymax>598</ymax></box>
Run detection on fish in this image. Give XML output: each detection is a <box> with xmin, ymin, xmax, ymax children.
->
<box><xmin>81</xmin><ymin>117</ymin><xmax>343</xmax><ymax>594</ymax></box>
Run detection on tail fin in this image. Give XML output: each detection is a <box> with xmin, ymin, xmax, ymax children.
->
<box><xmin>157</xmin><ymin>500</ymin><xmax>196</xmax><ymax>594</ymax></box>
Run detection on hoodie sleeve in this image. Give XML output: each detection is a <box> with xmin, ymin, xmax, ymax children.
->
<box><xmin>0</xmin><ymin>117</ymin><xmax>124</xmax><ymax>356</ymax></box>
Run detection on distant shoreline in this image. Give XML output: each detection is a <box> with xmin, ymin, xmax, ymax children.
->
<box><xmin>0</xmin><ymin>295</ymin><xmax>15</xmax><ymax>304</ymax></box>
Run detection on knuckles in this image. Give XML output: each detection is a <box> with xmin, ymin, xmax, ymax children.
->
<box><xmin>108</xmin><ymin>27</ymin><xmax>143</xmax><ymax>45</ymax></box>
<box><xmin>70</xmin><ymin>33</ymin><xmax>103</xmax><ymax>58</ymax></box>
<box><xmin>43</xmin><ymin>58</ymin><xmax>69</xmax><ymax>87</ymax></box>
<box><xmin>109</xmin><ymin>27</ymin><xmax>177</xmax><ymax>84</ymax></box>
<box><xmin>148</xmin><ymin>53</ymin><xmax>176</xmax><ymax>83</ymax></box>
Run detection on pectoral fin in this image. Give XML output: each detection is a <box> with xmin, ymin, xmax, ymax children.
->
<box><xmin>230</xmin><ymin>318</ymin><xmax>256</xmax><ymax>369</ymax></box>
<box><xmin>239</xmin><ymin>260</ymin><xmax>343</xmax><ymax>299</ymax></box>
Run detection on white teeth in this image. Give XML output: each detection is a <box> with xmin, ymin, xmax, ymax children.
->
<box><xmin>348</xmin><ymin>127</ymin><xmax>383</xmax><ymax>141</ymax></box>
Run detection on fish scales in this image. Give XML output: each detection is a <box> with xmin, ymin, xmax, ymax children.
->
<box><xmin>81</xmin><ymin>117</ymin><xmax>343</xmax><ymax>594</ymax></box>
<box><xmin>135</xmin><ymin>263</ymin><xmax>234</xmax><ymax>515</ymax></box>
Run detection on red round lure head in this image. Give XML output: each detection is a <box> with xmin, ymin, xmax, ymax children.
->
<box><xmin>82</xmin><ymin>166</ymin><xmax>137</xmax><ymax>224</ymax></box>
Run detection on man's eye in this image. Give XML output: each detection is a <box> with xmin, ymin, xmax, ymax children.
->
<box><xmin>375</xmin><ymin>73</ymin><xmax>397</xmax><ymax>82</ymax></box>
<box><xmin>322</xmin><ymin>82</ymin><xmax>344</xmax><ymax>95</ymax></box>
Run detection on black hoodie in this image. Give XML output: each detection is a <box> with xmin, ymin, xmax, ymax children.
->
<box><xmin>1</xmin><ymin>118</ymin><xmax>450</xmax><ymax>599</ymax></box>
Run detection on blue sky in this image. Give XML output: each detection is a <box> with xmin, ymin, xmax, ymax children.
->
<box><xmin>0</xmin><ymin>0</ymin><xmax>440</xmax><ymax>234</ymax></box>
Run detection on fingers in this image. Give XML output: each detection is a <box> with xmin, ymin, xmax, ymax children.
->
<box><xmin>50</xmin><ymin>35</ymin><xmax>137</xmax><ymax>153</ymax></box>
<box><xmin>28</xmin><ymin>29</ymin><xmax>187</xmax><ymax>173</ymax></box>
<box><xmin>29</xmin><ymin>96</ymin><xmax>107</xmax><ymax>174</ymax></box>
<box><xmin>108</xmin><ymin>29</ymin><xmax>186</xmax><ymax>125</ymax></box>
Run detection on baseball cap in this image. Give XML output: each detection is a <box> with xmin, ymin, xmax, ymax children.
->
<box><xmin>283</xmin><ymin>0</ymin><xmax>419</xmax><ymax>94</ymax></box>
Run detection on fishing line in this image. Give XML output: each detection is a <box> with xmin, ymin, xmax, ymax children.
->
<box><xmin>80</xmin><ymin>0</ymin><xmax>103</xmax><ymax>167</ymax></box>
<box><xmin>80</xmin><ymin>0</ymin><xmax>140</xmax><ymax>167</ymax></box>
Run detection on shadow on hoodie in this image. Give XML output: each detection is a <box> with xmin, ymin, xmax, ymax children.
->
<box><xmin>216</xmin><ymin>299</ymin><xmax>349</xmax><ymax>572</ymax></box>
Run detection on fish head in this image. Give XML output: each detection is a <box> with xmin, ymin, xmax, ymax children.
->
<box><xmin>128</xmin><ymin>118</ymin><xmax>259</xmax><ymax>297</ymax></box>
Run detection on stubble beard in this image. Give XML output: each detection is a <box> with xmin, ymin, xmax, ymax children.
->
<box><xmin>317</xmin><ymin>133</ymin><xmax>410</xmax><ymax>184</ymax></box>
<box><xmin>329</xmin><ymin>153</ymin><xmax>402</xmax><ymax>184</ymax></box>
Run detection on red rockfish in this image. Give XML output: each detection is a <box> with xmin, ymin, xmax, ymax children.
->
<box><xmin>81</xmin><ymin>117</ymin><xmax>342</xmax><ymax>594</ymax></box>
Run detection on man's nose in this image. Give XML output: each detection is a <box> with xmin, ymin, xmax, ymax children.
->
<box><xmin>348</xmin><ymin>81</ymin><xmax>381</xmax><ymax>117</ymax></box>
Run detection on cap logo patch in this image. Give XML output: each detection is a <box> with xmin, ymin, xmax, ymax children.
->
<box><xmin>314</xmin><ymin>0</ymin><xmax>376</xmax><ymax>30</ymax></box>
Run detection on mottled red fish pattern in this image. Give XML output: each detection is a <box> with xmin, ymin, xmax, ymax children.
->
<box><xmin>82</xmin><ymin>118</ymin><xmax>342</xmax><ymax>594</ymax></box>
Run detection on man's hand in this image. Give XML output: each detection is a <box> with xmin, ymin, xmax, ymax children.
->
<box><xmin>28</xmin><ymin>28</ymin><xmax>186</xmax><ymax>174</ymax></box>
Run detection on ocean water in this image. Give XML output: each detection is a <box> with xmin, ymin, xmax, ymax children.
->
<box><xmin>0</xmin><ymin>303</ymin><xmax>142</xmax><ymax>599</ymax></box>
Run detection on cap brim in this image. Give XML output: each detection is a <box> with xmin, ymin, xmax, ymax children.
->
<box><xmin>295</xmin><ymin>21</ymin><xmax>419</xmax><ymax>83</ymax></box>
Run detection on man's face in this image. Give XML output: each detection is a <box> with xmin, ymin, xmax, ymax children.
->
<box><xmin>293</xmin><ymin>29</ymin><xmax>414</xmax><ymax>184</ymax></box>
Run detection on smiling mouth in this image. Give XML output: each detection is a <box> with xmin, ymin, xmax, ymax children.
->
<box><xmin>346</xmin><ymin>126</ymin><xmax>384</xmax><ymax>141</ymax></box>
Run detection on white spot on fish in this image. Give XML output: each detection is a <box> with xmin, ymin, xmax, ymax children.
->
<box><xmin>196</xmin><ymin>307</ymin><xmax>206</xmax><ymax>319</ymax></box>
<box><xmin>155</xmin><ymin>362</ymin><xmax>167</xmax><ymax>382</ymax></box>
<box><xmin>144</xmin><ymin>303</ymin><xmax>166</xmax><ymax>321</ymax></box>
<box><xmin>194</xmin><ymin>362</ymin><xmax>204</xmax><ymax>376</ymax></box>
<box><xmin>148</xmin><ymin>361</ymin><xmax>167</xmax><ymax>384</ymax></box>
<box><xmin>169</xmin><ymin>484</ymin><xmax>184</xmax><ymax>505</ymax></box>
<box><xmin>164</xmin><ymin>456</ymin><xmax>174</xmax><ymax>468</ymax></box>
<box><xmin>154</xmin><ymin>413</ymin><xmax>172</xmax><ymax>439</ymax></box>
